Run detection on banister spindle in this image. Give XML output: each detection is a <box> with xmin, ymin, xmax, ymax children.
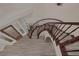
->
<box><xmin>53</xmin><ymin>24</ymin><xmax>59</xmax><ymax>34</ymax></box>
<box><xmin>55</xmin><ymin>24</ymin><xmax>66</xmax><ymax>38</ymax></box>
<box><xmin>59</xmin><ymin>26</ymin><xmax>79</xmax><ymax>42</ymax></box>
<box><xmin>56</xmin><ymin>25</ymin><xmax>72</xmax><ymax>40</ymax></box>
<box><xmin>53</xmin><ymin>24</ymin><xmax>62</xmax><ymax>35</ymax></box>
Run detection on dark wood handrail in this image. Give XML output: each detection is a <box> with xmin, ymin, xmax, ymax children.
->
<box><xmin>45</xmin><ymin>22</ymin><xmax>79</xmax><ymax>25</ymax></box>
<box><xmin>59</xmin><ymin>27</ymin><xmax>79</xmax><ymax>42</ymax></box>
<box><xmin>32</xmin><ymin>18</ymin><xmax>63</xmax><ymax>27</ymax></box>
<box><xmin>56</xmin><ymin>25</ymin><xmax>72</xmax><ymax>40</ymax></box>
<box><xmin>28</xmin><ymin>18</ymin><xmax>79</xmax><ymax>56</ymax></box>
<box><xmin>61</xmin><ymin>36</ymin><xmax>79</xmax><ymax>46</ymax></box>
<box><xmin>66</xmin><ymin>50</ymin><xmax>79</xmax><ymax>52</ymax></box>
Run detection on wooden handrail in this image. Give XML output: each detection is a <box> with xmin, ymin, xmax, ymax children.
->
<box><xmin>28</xmin><ymin>18</ymin><xmax>79</xmax><ymax>56</ymax></box>
<box><xmin>45</xmin><ymin>22</ymin><xmax>79</xmax><ymax>25</ymax></box>
<box><xmin>32</xmin><ymin>18</ymin><xmax>63</xmax><ymax>27</ymax></box>
<box><xmin>66</xmin><ymin>50</ymin><xmax>79</xmax><ymax>52</ymax></box>
<box><xmin>61</xmin><ymin>36</ymin><xmax>79</xmax><ymax>46</ymax></box>
<box><xmin>59</xmin><ymin>27</ymin><xmax>79</xmax><ymax>42</ymax></box>
<box><xmin>56</xmin><ymin>25</ymin><xmax>72</xmax><ymax>40</ymax></box>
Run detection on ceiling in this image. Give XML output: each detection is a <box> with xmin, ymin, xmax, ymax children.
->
<box><xmin>0</xmin><ymin>3</ymin><xmax>79</xmax><ymax>28</ymax></box>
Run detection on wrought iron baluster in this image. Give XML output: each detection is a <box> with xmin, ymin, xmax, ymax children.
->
<box><xmin>55</xmin><ymin>24</ymin><xmax>66</xmax><ymax>38</ymax></box>
<box><xmin>59</xmin><ymin>26</ymin><xmax>79</xmax><ymax>42</ymax></box>
<box><xmin>54</xmin><ymin>24</ymin><xmax>62</xmax><ymax>35</ymax></box>
<box><xmin>56</xmin><ymin>25</ymin><xmax>72</xmax><ymax>40</ymax></box>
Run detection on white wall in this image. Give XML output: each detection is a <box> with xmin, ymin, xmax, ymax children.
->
<box><xmin>0</xmin><ymin>3</ymin><xmax>79</xmax><ymax>36</ymax></box>
<box><xmin>26</xmin><ymin>3</ymin><xmax>79</xmax><ymax>36</ymax></box>
<box><xmin>27</xmin><ymin>3</ymin><xmax>79</xmax><ymax>24</ymax></box>
<box><xmin>0</xmin><ymin>3</ymin><xmax>79</xmax><ymax>27</ymax></box>
<box><xmin>0</xmin><ymin>3</ymin><xmax>36</xmax><ymax>28</ymax></box>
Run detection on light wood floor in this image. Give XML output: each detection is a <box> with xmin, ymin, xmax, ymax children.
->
<box><xmin>0</xmin><ymin>35</ymin><xmax>56</xmax><ymax>56</ymax></box>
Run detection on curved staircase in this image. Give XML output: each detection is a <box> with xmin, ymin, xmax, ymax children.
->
<box><xmin>28</xmin><ymin>18</ymin><xmax>79</xmax><ymax>56</ymax></box>
<box><xmin>0</xmin><ymin>18</ymin><xmax>79</xmax><ymax>56</ymax></box>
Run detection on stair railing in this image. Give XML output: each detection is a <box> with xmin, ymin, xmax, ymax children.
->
<box><xmin>28</xmin><ymin>18</ymin><xmax>79</xmax><ymax>56</ymax></box>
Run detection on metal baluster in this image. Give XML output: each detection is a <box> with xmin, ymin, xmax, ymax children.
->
<box><xmin>55</xmin><ymin>24</ymin><xmax>66</xmax><ymax>38</ymax></box>
<box><xmin>59</xmin><ymin>26</ymin><xmax>79</xmax><ymax>41</ymax></box>
<box><xmin>54</xmin><ymin>24</ymin><xmax>62</xmax><ymax>35</ymax></box>
<box><xmin>56</xmin><ymin>25</ymin><xmax>72</xmax><ymax>40</ymax></box>
<box><xmin>53</xmin><ymin>24</ymin><xmax>59</xmax><ymax>34</ymax></box>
